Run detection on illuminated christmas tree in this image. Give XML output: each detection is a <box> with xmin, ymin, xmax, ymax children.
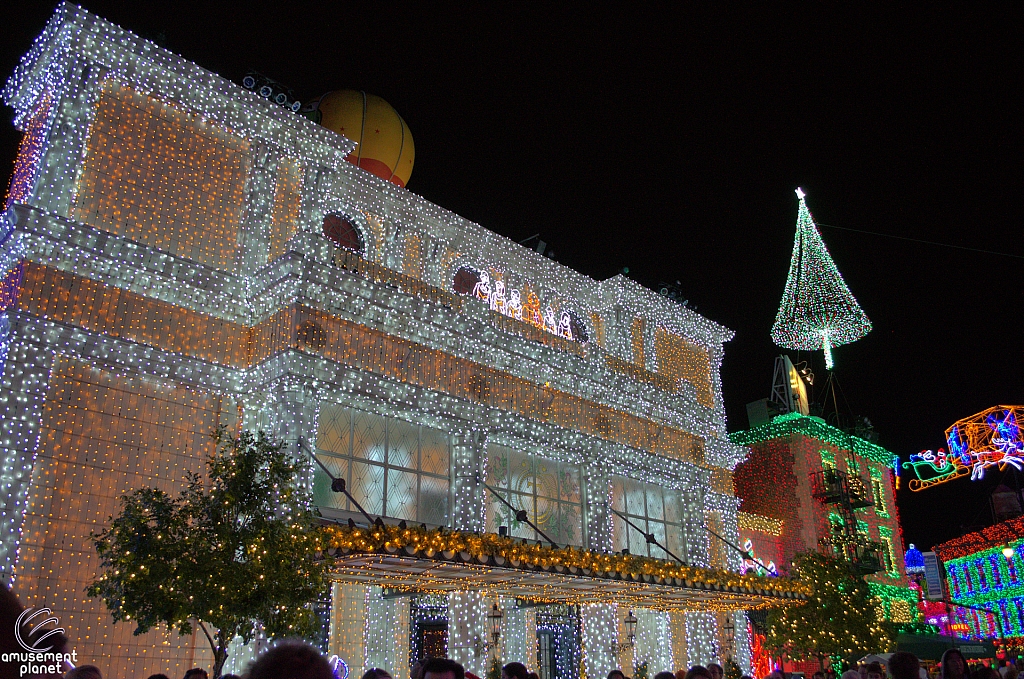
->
<box><xmin>765</xmin><ymin>552</ymin><xmax>894</xmax><ymax>670</ymax></box>
<box><xmin>771</xmin><ymin>188</ymin><xmax>871</xmax><ymax>369</ymax></box>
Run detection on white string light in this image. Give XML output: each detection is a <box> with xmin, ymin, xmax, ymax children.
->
<box><xmin>685</xmin><ymin>612</ymin><xmax>718</xmax><ymax>667</ymax></box>
<box><xmin>448</xmin><ymin>592</ymin><xmax>489</xmax><ymax>676</ymax></box>
<box><xmin>635</xmin><ymin>609</ymin><xmax>673</xmax><ymax>674</ymax></box>
<box><xmin>582</xmin><ymin>603</ymin><xmax>619</xmax><ymax>679</ymax></box>
<box><xmin>0</xmin><ymin>5</ymin><xmax>764</xmax><ymax>673</ymax></box>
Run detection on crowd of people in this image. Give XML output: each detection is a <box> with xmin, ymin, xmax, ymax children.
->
<box><xmin>52</xmin><ymin>648</ymin><xmax>553</xmax><ymax>679</ymax></box>
<box><xmin>48</xmin><ymin>640</ymin><xmax>337</xmax><ymax>679</ymax></box>
<box><xmin>28</xmin><ymin>648</ymin><xmax>1024</xmax><ymax>679</ymax></box>
<box><xmin>763</xmin><ymin>650</ymin><xmax>1024</xmax><ymax>679</ymax></box>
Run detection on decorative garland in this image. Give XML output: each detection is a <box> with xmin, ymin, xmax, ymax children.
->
<box><xmin>323</xmin><ymin>524</ymin><xmax>811</xmax><ymax>599</ymax></box>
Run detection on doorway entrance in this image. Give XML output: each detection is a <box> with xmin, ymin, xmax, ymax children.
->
<box><xmin>535</xmin><ymin>605</ymin><xmax>581</xmax><ymax>679</ymax></box>
<box><xmin>411</xmin><ymin>595</ymin><xmax>450</xmax><ymax>665</ymax></box>
<box><xmin>419</xmin><ymin>623</ymin><xmax>449</xmax><ymax>659</ymax></box>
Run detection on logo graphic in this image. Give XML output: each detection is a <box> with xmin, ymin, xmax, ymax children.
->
<box><xmin>329</xmin><ymin>655</ymin><xmax>350</xmax><ymax>679</ymax></box>
<box><xmin>15</xmin><ymin>607</ymin><xmax>66</xmax><ymax>652</ymax></box>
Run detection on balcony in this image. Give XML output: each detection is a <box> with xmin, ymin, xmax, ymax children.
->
<box><xmin>820</xmin><ymin>535</ymin><xmax>885</xmax><ymax>575</ymax></box>
<box><xmin>810</xmin><ymin>469</ymin><xmax>874</xmax><ymax>509</ymax></box>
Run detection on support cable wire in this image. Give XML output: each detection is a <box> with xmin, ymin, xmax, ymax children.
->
<box><xmin>297</xmin><ymin>436</ymin><xmax>377</xmax><ymax>526</ymax></box>
<box><xmin>608</xmin><ymin>505</ymin><xmax>688</xmax><ymax>566</ymax></box>
<box><xmin>705</xmin><ymin>524</ymin><xmax>774</xmax><ymax>575</ymax></box>
<box><xmin>479</xmin><ymin>478</ymin><xmax>560</xmax><ymax>549</ymax></box>
<box><xmin>816</xmin><ymin>222</ymin><xmax>1024</xmax><ymax>261</ymax></box>
<box><xmin>300</xmin><ymin>436</ymin><xmax>771</xmax><ymax>576</ymax></box>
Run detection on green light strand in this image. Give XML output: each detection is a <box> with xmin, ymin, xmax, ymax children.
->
<box><xmin>868</xmin><ymin>582</ymin><xmax>919</xmax><ymax>606</ymax></box>
<box><xmin>868</xmin><ymin>582</ymin><xmax>921</xmax><ymax>623</ymax></box>
<box><xmin>944</xmin><ymin>538</ymin><xmax>1024</xmax><ymax>607</ymax></box>
<box><xmin>944</xmin><ymin>540</ymin><xmax>1023</xmax><ymax>569</ymax></box>
<box><xmin>731</xmin><ymin>412</ymin><xmax>898</xmax><ymax>469</ymax></box>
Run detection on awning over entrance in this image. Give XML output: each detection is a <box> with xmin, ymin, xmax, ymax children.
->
<box><xmin>323</xmin><ymin>525</ymin><xmax>810</xmax><ymax>612</ymax></box>
<box><xmin>895</xmin><ymin>633</ymin><xmax>996</xmax><ymax>661</ymax></box>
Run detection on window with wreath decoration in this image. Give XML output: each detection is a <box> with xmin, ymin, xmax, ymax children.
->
<box><xmin>322</xmin><ymin>213</ymin><xmax>365</xmax><ymax>253</ymax></box>
<box><xmin>452</xmin><ymin>266</ymin><xmax>481</xmax><ymax>295</ymax></box>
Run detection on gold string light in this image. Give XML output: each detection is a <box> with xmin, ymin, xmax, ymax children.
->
<box><xmin>268</xmin><ymin>157</ymin><xmax>303</xmax><ymax>262</ymax></box>
<box><xmin>2</xmin><ymin>5</ymin><xmax>756</xmax><ymax>672</ymax></box>
<box><xmin>12</xmin><ymin>262</ymin><xmax>711</xmax><ymax>466</ymax></box>
<box><xmin>324</xmin><ymin>523</ymin><xmax>811</xmax><ymax>600</ymax></box>
<box><xmin>71</xmin><ymin>83</ymin><xmax>249</xmax><ymax>271</ymax></box>
<box><xmin>737</xmin><ymin>512</ymin><xmax>784</xmax><ymax>537</ymax></box>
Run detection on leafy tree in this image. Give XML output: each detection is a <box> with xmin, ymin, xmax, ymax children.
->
<box><xmin>765</xmin><ymin>552</ymin><xmax>893</xmax><ymax>671</ymax></box>
<box><xmin>88</xmin><ymin>429</ymin><xmax>329</xmax><ymax>678</ymax></box>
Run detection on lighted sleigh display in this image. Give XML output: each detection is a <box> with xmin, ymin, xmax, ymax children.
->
<box><xmin>903</xmin><ymin>405</ymin><xmax>1024</xmax><ymax>491</ymax></box>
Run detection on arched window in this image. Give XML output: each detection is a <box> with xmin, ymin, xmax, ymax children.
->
<box><xmin>568</xmin><ymin>311</ymin><xmax>589</xmax><ymax>343</ymax></box>
<box><xmin>452</xmin><ymin>266</ymin><xmax>482</xmax><ymax>295</ymax></box>
<box><xmin>296</xmin><ymin>320</ymin><xmax>327</xmax><ymax>351</ymax></box>
<box><xmin>322</xmin><ymin>213</ymin><xmax>364</xmax><ymax>253</ymax></box>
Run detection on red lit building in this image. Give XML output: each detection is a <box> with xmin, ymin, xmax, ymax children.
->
<box><xmin>732</xmin><ymin>412</ymin><xmax>919</xmax><ymax>624</ymax></box>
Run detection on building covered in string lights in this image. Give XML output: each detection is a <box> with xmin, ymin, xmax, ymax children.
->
<box><xmin>0</xmin><ymin>5</ymin><xmax>806</xmax><ymax>678</ymax></box>
<box><xmin>732</xmin><ymin>413</ymin><xmax>919</xmax><ymax>628</ymax></box>
<box><xmin>932</xmin><ymin>514</ymin><xmax>1024</xmax><ymax>647</ymax></box>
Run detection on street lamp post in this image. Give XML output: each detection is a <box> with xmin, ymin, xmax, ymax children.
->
<box><xmin>611</xmin><ymin>610</ymin><xmax>639</xmax><ymax>656</ymax></box>
<box><xmin>488</xmin><ymin>603</ymin><xmax>504</xmax><ymax>658</ymax></box>
<box><xmin>625</xmin><ymin>610</ymin><xmax>638</xmax><ymax>647</ymax></box>
<box><xmin>723</xmin><ymin>615</ymin><xmax>736</xmax><ymax>659</ymax></box>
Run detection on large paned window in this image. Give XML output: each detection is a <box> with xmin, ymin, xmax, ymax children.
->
<box><xmin>870</xmin><ymin>468</ymin><xmax>889</xmax><ymax>516</ymax></box>
<box><xmin>819</xmin><ymin>449</ymin><xmax>836</xmax><ymax>470</ymax></box>
<box><xmin>611</xmin><ymin>477</ymin><xmax>687</xmax><ymax>560</ymax></box>
<box><xmin>880</xmin><ymin>536</ymin><xmax>895</xmax><ymax>574</ymax></box>
<box><xmin>314</xmin><ymin>404</ymin><xmax>450</xmax><ymax>526</ymax></box>
<box><xmin>989</xmin><ymin>555</ymin><xmax>1003</xmax><ymax>588</ymax></box>
<box><xmin>486</xmin><ymin>444</ymin><xmax>584</xmax><ymax>547</ymax></box>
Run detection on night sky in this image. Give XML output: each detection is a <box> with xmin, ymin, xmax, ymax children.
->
<box><xmin>2</xmin><ymin>3</ymin><xmax>1021</xmax><ymax>551</ymax></box>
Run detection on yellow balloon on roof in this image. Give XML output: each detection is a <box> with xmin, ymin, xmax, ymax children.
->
<box><xmin>308</xmin><ymin>90</ymin><xmax>414</xmax><ymax>188</ymax></box>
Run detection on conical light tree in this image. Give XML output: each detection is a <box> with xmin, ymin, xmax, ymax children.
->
<box><xmin>771</xmin><ymin>188</ymin><xmax>871</xmax><ymax>369</ymax></box>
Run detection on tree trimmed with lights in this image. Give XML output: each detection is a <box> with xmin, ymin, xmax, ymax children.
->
<box><xmin>88</xmin><ymin>429</ymin><xmax>328</xmax><ymax>678</ymax></box>
<box><xmin>765</xmin><ymin>552</ymin><xmax>893</xmax><ymax>671</ymax></box>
